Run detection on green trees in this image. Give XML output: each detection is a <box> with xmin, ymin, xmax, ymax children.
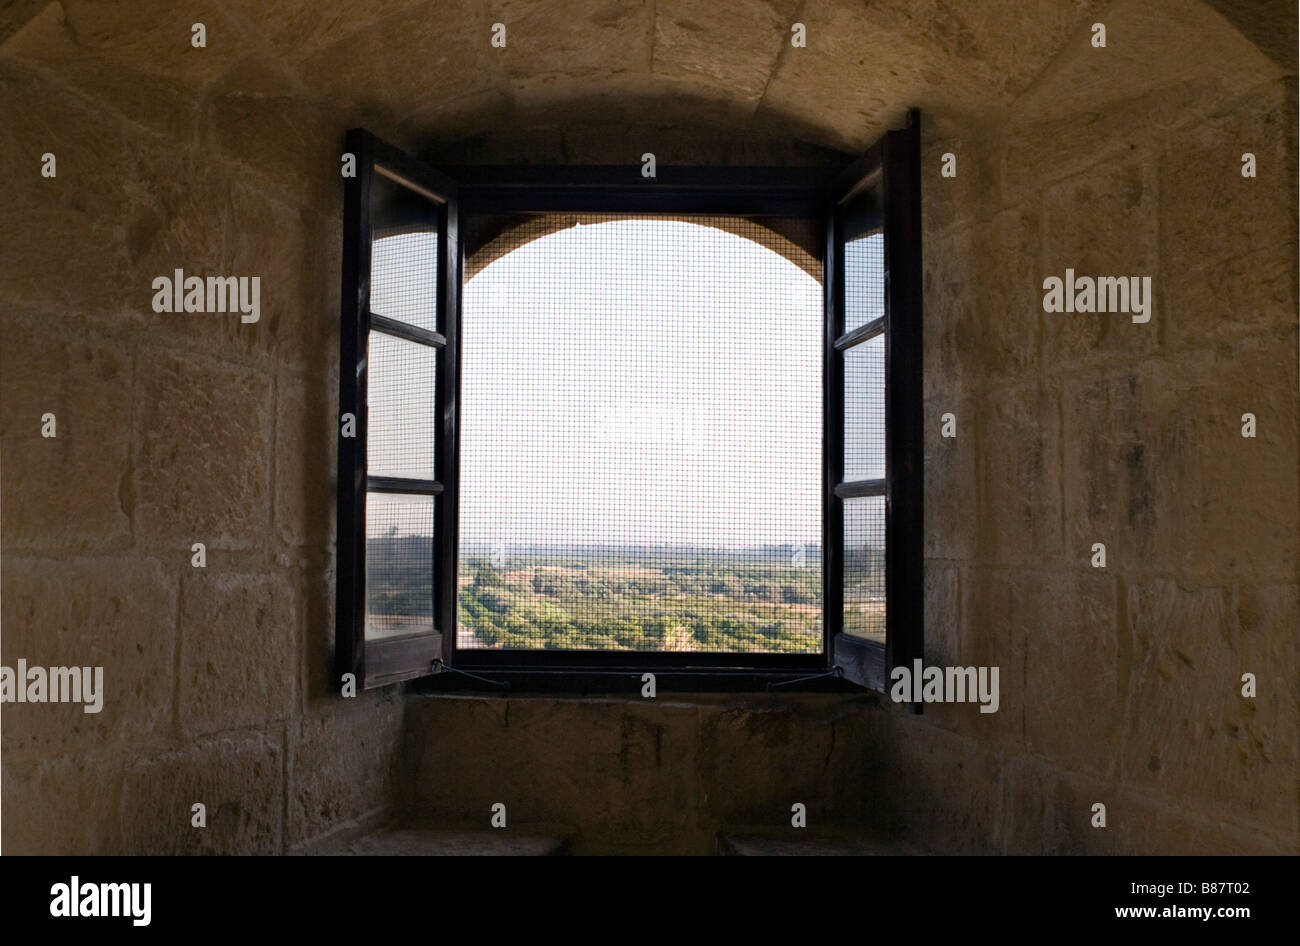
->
<box><xmin>710</xmin><ymin>575</ymin><xmax>744</xmax><ymax>597</ymax></box>
<box><xmin>456</xmin><ymin>555</ymin><xmax>822</xmax><ymax>654</ymax></box>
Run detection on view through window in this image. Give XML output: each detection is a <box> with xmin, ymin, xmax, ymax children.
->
<box><xmin>457</xmin><ymin>215</ymin><xmax>825</xmax><ymax>653</ymax></box>
<box><xmin>362</xmin><ymin>215</ymin><xmax>891</xmax><ymax>654</ymax></box>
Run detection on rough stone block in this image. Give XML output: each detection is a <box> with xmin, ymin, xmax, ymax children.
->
<box><xmin>198</xmin><ymin>89</ymin><xmax>346</xmax><ymax>215</ymax></box>
<box><xmin>1061</xmin><ymin>370</ymin><xmax>1162</xmax><ymax>571</ymax></box>
<box><xmin>0</xmin><ymin>0</ymin><xmax>46</xmax><ymax>45</ymax></box>
<box><xmin>404</xmin><ymin>694</ymin><xmax>884</xmax><ymax>852</ymax></box>
<box><xmin>757</xmin><ymin>1</ymin><xmax>939</xmax><ymax>153</ymax></box>
<box><xmin>297</xmin><ymin>1</ymin><xmax>494</xmax><ymax>117</ymax></box>
<box><xmin>509</xmin><ymin>74</ymin><xmax>753</xmax><ymax>143</ymax></box>
<box><xmin>864</xmin><ymin>0</ymin><xmax>1110</xmax><ymax>105</ymax></box>
<box><xmin>922</xmin><ymin>204</ymin><xmax>1040</xmax><ymax>397</ymax></box>
<box><xmin>1162</xmin><ymin>246</ymin><xmax>1296</xmax><ymax>352</ymax></box>
<box><xmin>697</xmin><ymin>695</ymin><xmax>877</xmax><ymax>828</ymax></box>
<box><xmin>41</xmin><ymin>59</ymin><xmax>198</xmax><ymax>140</ymax></box>
<box><xmin>2</xmin><ymin>0</ymin><xmax>242</xmax><ymax>87</ymax></box>
<box><xmin>390</xmin><ymin>87</ymin><xmax>517</xmax><ymax>156</ymax></box>
<box><xmin>1008</xmin><ymin>0</ymin><xmax>1276</xmax><ymax>128</ymax></box>
<box><xmin>1042</xmin><ymin>153</ymin><xmax>1161</xmax><ymax>371</ymax></box>
<box><xmin>1000</xmin><ymin>758</ymin><xmax>1132</xmax><ymax>855</ymax></box>
<box><xmin>1160</xmin><ymin>79</ymin><xmax>1290</xmax><ymax>274</ymax></box>
<box><xmin>1062</xmin><ymin>342</ymin><xmax>1297</xmax><ymax>580</ymax></box>
<box><xmin>879</xmin><ymin>716</ymin><xmax>1004</xmax><ymax>854</ymax></box>
<box><xmin>490</xmin><ymin>0</ymin><xmax>653</xmax><ymax>81</ymax></box>
<box><xmin>1002</xmin><ymin>81</ymin><xmax>1212</xmax><ymax>196</ymax></box>
<box><xmin>923</xmin><ymin>398</ymin><xmax>977</xmax><ymax>561</ymax></box>
<box><xmin>652</xmin><ymin>0</ymin><xmax>794</xmax><ymax>101</ymax></box>
<box><xmin>923</xmin><ymin>226</ymin><xmax>976</xmax><ymax>400</ymax></box>
<box><xmin>332</xmin><ymin>827</ymin><xmax>571</xmax><ymax>855</ymax></box>
<box><xmin>133</xmin><ymin>348</ymin><xmax>272</xmax><ymax>548</ymax></box>
<box><xmin>970</xmin><ymin>206</ymin><xmax>1044</xmax><ymax>383</ymax></box>
<box><xmin>1</xmin><ymin>556</ymin><xmax>175</xmax><ymax>759</ymax></box>
<box><xmin>0</xmin><ymin>59</ymin><xmax>148</xmax><ymax>324</ymax></box>
<box><xmin>1021</xmin><ymin>571</ymin><xmax>1121</xmax><ymax>777</ymax></box>
<box><xmin>274</xmin><ymin>375</ymin><xmax>336</xmax><ymax>549</ymax></box>
<box><xmin>119</xmin><ymin>733</ymin><xmax>283</xmax><ymax>855</ymax></box>
<box><xmin>124</xmin><ymin>153</ymin><xmax>284</xmax><ymax>370</ymax></box>
<box><xmin>129</xmin><ymin>169</ymin><xmax>338</xmax><ymax>376</ymax></box>
<box><xmin>921</xmin><ymin>125</ymin><xmax>998</xmax><ymax>238</ymax></box>
<box><xmin>410</xmin><ymin>696</ymin><xmax>697</xmax><ymax>847</ymax></box>
<box><xmin>222</xmin><ymin>0</ymin><xmax>454</xmax><ymax>64</ymax></box>
<box><xmin>0</xmin><ymin>315</ymin><xmax>133</xmax><ymax>552</ymax></box>
<box><xmin>178</xmin><ymin>572</ymin><xmax>296</xmax><ymax>736</ymax></box>
<box><xmin>1124</xmin><ymin>794</ymin><xmax>1295</xmax><ymax>855</ymax></box>
<box><xmin>1</xmin><ymin>750</ymin><xmax>122</xmax><ymax>854</ymax></box>
<box><xmin>1184</xmin><ymin>337</ymin><xmax>1298</xmax><ymax>580</ymax></box>
<box><xmin>299</xmin><ymin>565</ymin><xmax>338</xmax><ymax>704</ymax></box>
<box><xmin>287</xmin><ymin>696</ymin><xmax>403</xmax><ymax>850</ymax></box>
<box><xmin>222</xmin><ymin>198</ymin><xmax>338</xmax><ymax>375</ymax></box>
<box><xmin>971</xmin><ymin>385</ymin><xmax>1063</xmax><ymax>567</ymax></box>
<box><xmin>1121</xmin><ymin>578</ymin><xmax>1297</xmax><ymax>835</ymax></box>
<box><xmin>948</xmin><ymin>567</ymin><xmax>1028</xmax><ymax>746</ymax></box>
<box><xmin>923</xmin><ymin>564</ymin><xmax>960</xmax><ymax>670</ymax></box>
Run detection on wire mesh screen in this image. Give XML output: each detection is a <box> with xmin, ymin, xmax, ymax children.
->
<box><xmin>844</xmin><ymin>332</ymin><xmax>885</xmax><ymax>482</ymax></box>
<box><xmin>844</xmin><ymin>229</ymin><xmax>883</xmax><ymax>335</ymax></box>
<box><xmin>459</xmin><ymin>214</ymin><xmax>823</xmax><ymax>653</ymax></box>
<box><xmin>369</xmin><ymin>172</ymin><xmax>440</xmax><ymax>331</ymax></box>
<box><xmin>367</xmin><ymin>330</ymin><xmax>437</xmax><ymax>480</ymax></box>
<box><xmin>365</xmin><ymin>493</ymin><xmax>434</xmax><ymax>640</ymax></box>
<box><xmin>843</xmin><ymin>496</ymin><xmax>886</xmax><ymax>642</ymax></box>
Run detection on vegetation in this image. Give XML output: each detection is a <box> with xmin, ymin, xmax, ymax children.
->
<box><xmin>457</xmin><ymin>545</ymin><xmax>828</xmax><ymax>653</ymax></box>
<box><xmin>366</xmin><ymin>539</ymin><xmax>885</xmax><ymax>652</ymax></box>
<box><xmin>364</xmin><ymin>533</ymin><xmax>433</xmax><ymax>637</ymax></box>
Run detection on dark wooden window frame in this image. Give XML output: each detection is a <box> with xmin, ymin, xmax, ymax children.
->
<box><xmin>336</xmin><ymin>130</ymin><xmax>461</xmax><ymax>689</ymax></box>
<box><xmin>337</xmin><ymin>112</ymin><xmax>923</xmax><ymax>695</ymax></box>
<box><xmin>827</xmin><ymin>110</ymin><xmax>925</xmax><ymax>701</ymax></box>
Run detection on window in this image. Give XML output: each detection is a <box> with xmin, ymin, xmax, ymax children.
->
<box><xmin>458</xmin><ymin>214</ymin><xmax>822</xmax><ymax>660</ymax></box>
<box><xmin>336</xmin><ymin>137</ymin><xmax>459</xmax><ymax>688</ymax></box>
<box><xmin>336</xmin><ymin>116</ymin><xmax>922</xmax><ymax>693</ymax></box>
<box><xmin>827</xmin><ymin>131</ymin><xmax>925</xmax><ymax>692</ymax></box>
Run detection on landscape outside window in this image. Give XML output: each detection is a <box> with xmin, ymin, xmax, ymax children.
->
<box><xmin>366</xmin><ymin>215</ymin><xmax>882</xmax><ymax>653</ymax></box>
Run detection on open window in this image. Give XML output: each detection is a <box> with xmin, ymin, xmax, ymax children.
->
<box><xmin>336</xmin><ymin>130</ymin><xmax>460</xmax><ymax>688</ymax></box>
<box><xmin>336</xmin><ymin>114</ymin><xmax>921</xmax><ymax>693</ymax></box>
<box><xmin>825</xmin><ymin>111</ymin><xmax>925</xmax><ymax>695</ymax></box>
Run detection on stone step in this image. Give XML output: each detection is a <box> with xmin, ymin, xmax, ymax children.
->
<box><xmin>718</xmin><ymin>832</ymin><xmax>922</xmax><ymax>856</ymax></box>
<box><xmin>329</xmin><ymin>826</ymin><xmax>572</xmax><ymax>856</ymax></box>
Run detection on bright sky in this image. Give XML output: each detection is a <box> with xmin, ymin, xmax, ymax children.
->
<box><xmin>367</xmin><ymin>219</ymin><xmax>883</xmax><ymax>549</ymax></box>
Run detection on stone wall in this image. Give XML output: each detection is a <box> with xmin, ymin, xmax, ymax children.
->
<box><xmin>0</xmin><ymin>9</ymin><xmax>407</xmax><ymax>854</ymax></box>
<box><xmin>399</xmin><ymin>0</ymin><xmax>1299</xmax><ymax>856</ymax></box>
<box><xmin>401</xmin><ymin>693</ymin><xmax>886</xmax><ymax>855</ymax></box>
<box><xmin>1</xmin><ymin>0</ymin><xmax>1294</xmax><ymax>855</ymax></box>
<box><xmin>909</xmin><ymin>0</ymin><xmax>1298</xmax><ymax>854</ymax></box>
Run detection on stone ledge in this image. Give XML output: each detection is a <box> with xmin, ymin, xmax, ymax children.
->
<box><xmin>718</xmin><ymin>832</ymin><xmax>923</xmax><ymax>856</ymax></box>
<box><xmin>322</xmin><ymin>826</ymin><xmax>573</xmax><ymax>856</ymax></box>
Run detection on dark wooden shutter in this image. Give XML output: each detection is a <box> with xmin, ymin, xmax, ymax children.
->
<box><xmin>337</xmin><ymin>130</ymin><xmax>460</xmax><ymax>689</ymax></box>
<box><xmin>825</xmin><ymin>110</ymin><xmax>924</xmax><ymax>695</ymax></box>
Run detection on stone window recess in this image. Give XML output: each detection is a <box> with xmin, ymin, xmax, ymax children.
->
<box><xmin>336</xmin><ymin>115</ymin><xmax>923</xmax><ymax>696</ymax></box>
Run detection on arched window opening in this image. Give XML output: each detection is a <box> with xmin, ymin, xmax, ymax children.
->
<box><xmin>455</xmin><ymin>217</ymin><xmax>824</xmax><ymax>654</ymax></box>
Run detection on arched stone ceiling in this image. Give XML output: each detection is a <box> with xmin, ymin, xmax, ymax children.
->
<box><xmin>1</xmin><ymin>0</ymin><xmax>1290</xmax><ymax>167</ymax></box>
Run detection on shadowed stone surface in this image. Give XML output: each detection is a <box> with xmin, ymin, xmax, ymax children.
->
<box><xmin>287</xmin><ymin>697</ymin><xmax>404</xmax><ymax>850</ymax></box>
<box><xmin>718</xmin><ymin>833</ymin><xmax>922</xmax><ymax>856</ymax></box>
<box><xmin>404</xmin><ymin>693</ymin><xmax>885</xmax><ymax>855</ymax></box>
<box><xmin>0</xmin><ymin>0</ymin><xmax>1294</xmax><ymax>856</ymax></box>
<box><xmin>119</xmin><ymin>733</ymin><xmax>284</xmax><ymax>855</ymax></box>
<box><xmin>0</xmin><ymin>315</ymin><xmax>134</xmax><ymax>553</ymax></box>
<box><xmin>329</xmin><ymin>827</ymin><xmax>572</xmax><ymax>856</ymax></box>
<box><xmin>1</xmin><ymin>557</ymin><xmax>176</xmax><ymax>759</ymax></box>
<box><xmin>178</xmin><ymin>572</ymin><xmax>297</xmax><ymax>736</ymax></box>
